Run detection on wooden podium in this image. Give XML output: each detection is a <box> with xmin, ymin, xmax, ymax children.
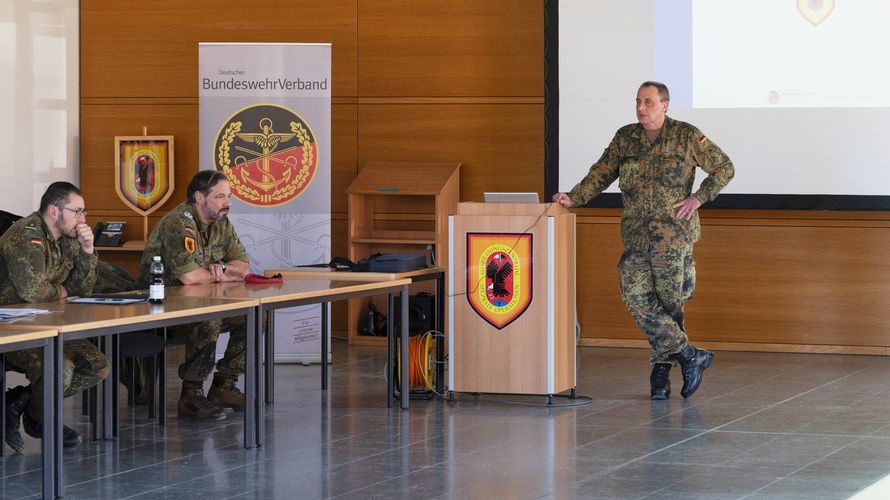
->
<box><xmin>448</xmin><ymin>202</ymin><xmax>576</xmax><ymax>395</ymax></box>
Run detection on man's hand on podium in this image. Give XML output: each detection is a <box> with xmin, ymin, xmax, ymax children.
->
<box><xmin>552</xmin><ymin>192</ymin><xmax>572</xmax><ymax>208</ymax></box>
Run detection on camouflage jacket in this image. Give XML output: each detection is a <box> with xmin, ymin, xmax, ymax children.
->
<box><xmin>139</xmin><ymin>202</ymin><xmax>249</xmax><ymax>286</ymax></box>
<box><xmin>0</xmin><ymin>211</ymin><xmax>98</xmax><ymax>305</ymax></box>
<box><xmin>568</xmin><ymin>116</ymin><xmax>735</xmax><ymax>253</ymax></box>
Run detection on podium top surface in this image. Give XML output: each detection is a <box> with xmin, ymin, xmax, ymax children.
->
<box><xmin>456</xmin><ymin>202</ymin><xmax>569</xmax><ymax>217</ymax></box>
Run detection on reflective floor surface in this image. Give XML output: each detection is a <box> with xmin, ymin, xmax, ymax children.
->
<box><xmin>3</xmin><ymin>344</ymin><xmax>890</xmax><ymax>499</ymax></box>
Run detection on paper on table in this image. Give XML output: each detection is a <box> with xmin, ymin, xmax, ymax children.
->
<box><xmin>0</xmin><ymin>308</ymin><xmax>51</xmax><ymax>320</ymax></box>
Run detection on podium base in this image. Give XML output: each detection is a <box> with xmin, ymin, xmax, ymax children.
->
<box><xmin>445</xmin><ymin>390</ymin><xmax>592</xmax><ymax>408</ymax></box>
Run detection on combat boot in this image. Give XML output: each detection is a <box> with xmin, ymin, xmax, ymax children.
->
<box><xmin>671</xmin><ymin>344</ymin><xmax>714</xmax><ymax>399</ymax></box>
<box><xmin>207</xmin><ymin>374</ymin><xmax>245</xmax><ymax>412</ymax></box>
<box><xmin>178</xmin><ymin>381</ymin><xmax>226</xmax><ymax>421</ymax></box>
<box><xmin>649</xmin><ymin>363</ymin><xmax>672</xmax><ymax>400</ymax></box>
<box><xmin>22</xmin><ymin>413</ymin><xmax>83</xmax><ymax>448</ymax></box>
<box><xmin>4</xmin><ymin>385</ymin><xmax>30</xmax><ymax>452</ymax></box>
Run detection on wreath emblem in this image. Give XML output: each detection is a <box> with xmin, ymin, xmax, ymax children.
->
<box><xmin>214</xmin><ymin>104</ymin><xmax>318</xmax><ymax>207</ymax></box>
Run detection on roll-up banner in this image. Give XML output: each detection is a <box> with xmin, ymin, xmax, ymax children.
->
<box><xmin>199</xmin><ymin>43</ymin><xmax>331</xmax><ymax>364</ymax></box>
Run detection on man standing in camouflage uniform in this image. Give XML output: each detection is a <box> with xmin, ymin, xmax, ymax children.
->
<box><xmin>139</xmin><ymin>170</ymin><xmax>249</xmax><ymax>421</ymax></box>
<box><xmin>0</xmin><ymin>182</ymin><xmax>108</xmax><ymax>451</ymax></box>
<box><xmin>553</xmin><ymin>81</ymin><xmax>734</xmax><ymax>400</ymax></box>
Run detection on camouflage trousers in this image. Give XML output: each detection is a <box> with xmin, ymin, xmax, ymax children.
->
<box><xmin>5</xmin><ymin>339</ymin><xmax>108</xmax><ymax>419</ymax></box>
<box><xmin>170</xmin><ymin>316</ymin><xmax>245</xmax><ymax>383</ymax></box>
<box><xmin>618</xmin><ymin>247</ymin><xmax>696</xmax><ymax>364</ymax></box>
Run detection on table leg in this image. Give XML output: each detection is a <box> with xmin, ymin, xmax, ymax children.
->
<box><xmin>54</xmin><ymin>335</ymin><xmax>63</xmax><ymax>496</ymax></box>
<box><xmin>436</xmin><ymin>273</ymin><xmax>445</xmax><ymax>394</ymax></box>
<box><xmin>254</xmin><ymin>308</ymin><xmax>264</xmax><ymax>447</ymax></box>
<box><xmin>158</xmin><ymin>327</ymin><xmax>166</xmax><ymax>426</ymax></box>
<box><xmin>245</xmin><ymin>308</ymin><xmax>257</xmax><ymax>449</ymax></box>
<box><xmin>41</xmin><ymin>339</ymin><xmax>55</xmax><ymax>499</ymax></box>
<box><xmin>103</xmin><ymin>335</ymin><xmax>113</xmax><ymax>440</ymax></box>
<box><xmin>400</xmin><ymin>285</ymin><xmax>409</xmax><ymax>410</ymax></box>
<box><xmin>386</xmin><ymin>292</ymin><xmax>393</xmax><ymax>409</ymax></box>
<box><xmin>265</xmin><ymin>310</ymin><xmax>275</xmax><ymax>404</ymax></box>
<box><xmin>0</xmin><ymin>354</ymin><xmax>5</xmax><ymax>458</ymax></box>
<box><xmin>112</xmin><ymin>335</ymin><xmax>119</xmax><ymax>437</ymax></box>
<box><xmin>321</xmin><ymin>304</ymin><xmax>328</xmax><ymax>391</ymax></box>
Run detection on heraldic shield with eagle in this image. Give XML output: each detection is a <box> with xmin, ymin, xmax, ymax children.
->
<box><xmin>467</xmin><ymin>233</ymin><xmax>533</xmax><ymax>330</ymax></box>
<box><xmin>213</xmin><ymin>103</ymin><xmax>318</xmax><ymax>207</ymax></box>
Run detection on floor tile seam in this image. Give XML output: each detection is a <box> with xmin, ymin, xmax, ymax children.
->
<box><xmin>573</xmin><ymin>428</ymin><xmax>713</xmax><ymax>478</ymax></box>
<box><xmin>738</xmin><ymin>434</ymin><xmax>878</xmax><ymax>499</ymax></box>
<box><xmin>701</xmin><ymin>360</ymin><xmax>835</xmax><ymax>403</ymax></box>
<box><xmin>62</xmin><ymin>444</ymin><xmax>264</xmax><ymax>489</ymax></box>
<box><xmin>67</xmin><ymin>430</ymin><xmax>246</xmax><ymax>461</ymax></box>
<box><xmin>71</xmin><ymin>458</ymin><xmax>265</xmax><ymax>500</ymax></box>
<box><xmin>574</xmin><ymin>425</ymin><xmax>654</xmax><ymax>452</ymax></box>
<box><xmin>325</xmin><ymin>463</ymin><xmax>444</xmax><ymax>499</ymax></box>
<box><xmin>694</xmin><ymin>362</ymin><xmax>876</xmax><ymax>439</ymax></box>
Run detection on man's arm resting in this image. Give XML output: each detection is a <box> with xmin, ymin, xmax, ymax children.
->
<box><xmin>178</xmin><ymin>259</ymin><xmax>248</xmax><ymax>284</ymax></box>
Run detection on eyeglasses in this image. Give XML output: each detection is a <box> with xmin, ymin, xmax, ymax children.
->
<box><xmin>59</xmin><ymin>206</ymin><xmax>88</xmax><ymax>218</ymax></box>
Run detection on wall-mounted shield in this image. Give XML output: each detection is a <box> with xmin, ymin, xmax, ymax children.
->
<box><xmin>114</xmin><ymin>135</ymin><xmax>175</xmax><ymax>216</ymax></box>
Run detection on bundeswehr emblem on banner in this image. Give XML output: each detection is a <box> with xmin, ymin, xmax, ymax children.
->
<box><xmin>114</xmin><ymin>135</ymin><xmax>175</xmax><ymax>216</ymax></box>
<box><xmin>798</xmin><ymin>0</ymin><xmax>834</xmax><ymax>26</ymax></box>
<box><xmin>214</xmin><ymin>103</ymin><xmax>318</xmax><ymax>207</ymax></box>
<box><xmin>467</xmin><ymin>233</ymin><xmax>533</xmax><ymax>330</ymax></box>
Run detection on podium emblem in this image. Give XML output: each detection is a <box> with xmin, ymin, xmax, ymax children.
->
<box><xmin>466</xmin><ymin>233</ymin><xmax>533</xmax><ymax>330</ymax></box>
<box><xmin>214</xmin><ymin>104</ymin><xmax>318</xmax><ymax>207</ymax></box>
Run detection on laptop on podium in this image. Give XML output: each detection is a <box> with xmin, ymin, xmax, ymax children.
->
<box><xmin>482</xmin><ymin>192</ymin><xmax>540</xmax><ymax>203</ymax></box>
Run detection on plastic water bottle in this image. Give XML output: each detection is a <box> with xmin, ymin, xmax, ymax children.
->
<box><xmin>148</xmin><ymin>255</ymin><xmax>165</xmax><ymax>304</ymax></box>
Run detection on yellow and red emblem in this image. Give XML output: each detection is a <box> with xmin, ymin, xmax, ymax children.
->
<box><xmin>213</xmin><ymin>103</ymin><xmax>318</xmax><ymax>207</ymax></box>
<box><xmin>184</xmin><ymin>236</ymin><xmax>196</xmax><ymax>254</ymax></box>
<box><xmin>466</xmin><ymin>233</ymin><xmax>533</xmax><ymax>330</ymax></box>
<box><xmin>115</xmin><ymin>136</ymin><xmax>174</xmax><ymax>215</ymax></box>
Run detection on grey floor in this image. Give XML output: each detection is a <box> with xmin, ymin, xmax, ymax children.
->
<box><xmin>3</xmin><ymin>344</ymin><xmax>890</xmax><ymax>499</ymax></box>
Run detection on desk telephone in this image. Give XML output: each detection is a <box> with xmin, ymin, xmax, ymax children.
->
<box><xmin>93</xmin><ymin>221</ymin><xmax>126</xmax><ymax>247</ymax></box>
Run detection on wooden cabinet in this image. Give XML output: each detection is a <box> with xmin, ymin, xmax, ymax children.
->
<box><xmin>346</xmin><ymin>161</ymin><xmax>460</xmax><ymax>345</ymax></box>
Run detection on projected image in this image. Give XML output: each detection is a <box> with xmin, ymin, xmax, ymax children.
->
<box><xmin>657</xmin><ymin>0</ymin><xmax>888</xmax><ymax>109</ymax></box>
<box><xmin>558</xmin><ymin>0</ymin><xmax>890</xmax><ymax>200</ymax></box>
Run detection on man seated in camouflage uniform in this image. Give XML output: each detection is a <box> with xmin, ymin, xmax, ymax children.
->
<box><xmin>0</xmin><ymin>182</ymin><xmax>108</xmax><ymax>451</ymax></box>
<box><xmin>139</xmin><ymin>170</ymin><xmax>249</xmax><ymax>421</ymax></box>
<box><xmin>553</xmin><ymin>81</ymin><xmax>735</xmax><ymax>400</ymax></box>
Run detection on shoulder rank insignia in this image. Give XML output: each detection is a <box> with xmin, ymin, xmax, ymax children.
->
<box><xmin>184</xmin><ymin>211</ymin><xmax>194</xmax><ymax>220</ymax></box>
<box><xmin>184</xmin><ymin>236</ymin><xmax>196</xmax><ymax>254</ymax></box>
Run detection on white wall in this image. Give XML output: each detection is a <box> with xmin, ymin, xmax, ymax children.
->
<box><xmin>0</xmin><ymin>0</ymin><xmax>78</xmax><ymax>216</ymax></box>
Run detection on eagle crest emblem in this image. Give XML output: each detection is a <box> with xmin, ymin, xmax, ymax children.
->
<box><xmin>466</xmin><ymin>233</ymin><xmax>533</xmax><ymax>330</ymax></box>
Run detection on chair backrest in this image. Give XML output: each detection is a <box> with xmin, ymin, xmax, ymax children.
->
<box><xmin>0</xmin><ymin>210</ymin><xmax>22</xmax><ymax>236</ymax></box>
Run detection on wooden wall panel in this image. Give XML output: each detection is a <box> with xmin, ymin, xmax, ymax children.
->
<box><xmin>358</xmin><ymin>0</ymin><xmax>543</xmax><ymax>96</ymax></box>
<box><xmin>357</xmin><ymin>104</ymin><xmax>544</xmax><ymax>208</ymax></box>
<box><xmin>331</xmin><ymin>104</ymin><xmax>358</xmax><ymax>215</ymax></box>
<box><xmin>81</xmin><ymin>104</ymin><xmax>198</xmax><ymax>213</ymax></box>
<box><xmin>81</xmin><ymin>0</ymin><xmax>358</xmax><ymax>98</ymax></box>
<box><xmin>575</xmin><ymin>211</ymin><xmax>890</xmax><ymax>351</ymax></box>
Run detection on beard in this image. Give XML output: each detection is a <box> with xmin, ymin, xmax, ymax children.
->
<box><xmin>55</xmin><ymin>218</ymin><xmax>79</xmax><ymax>239</ymax></box>
<box><xmin>203</xmin><ymin>204</ymin><xmax>229</xmax><ymax>221</ymax></box>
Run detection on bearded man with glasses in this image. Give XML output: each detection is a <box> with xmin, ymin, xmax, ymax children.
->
<box><xmin>0</xmin><ymin>181</ymin><xmax>108</xmax><ymax>452</ymax></box>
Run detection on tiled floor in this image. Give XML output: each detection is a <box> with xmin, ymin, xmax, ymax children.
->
<box><xmin>4</xmin><ymin>344</ymin><xmax>890</xmax><ymax>499</ymax></box>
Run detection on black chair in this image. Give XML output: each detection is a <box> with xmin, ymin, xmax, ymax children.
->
<box><xmin>0</xmin><ymin>211</ymin><xmax>21</xmax><ymax>454</ymax></box>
